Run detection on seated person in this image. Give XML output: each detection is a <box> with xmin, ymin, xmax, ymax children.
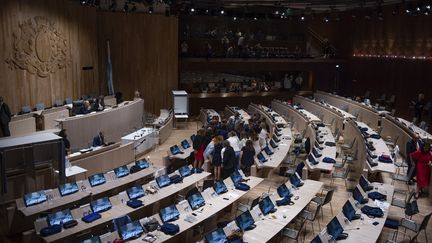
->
<box><xmin>92</xmin><ymin>132</ymin><xmax>106</xmax><ymax>147</ymax></box>
<box><xmin>92</xmin><ymin>96</ymin><xmax>105</xmax><ymax>112</ymax></box>
<box><xmin>80</xmin><ymin>100</ymin><xmax>92</xmax><ymax>114</ymax></box>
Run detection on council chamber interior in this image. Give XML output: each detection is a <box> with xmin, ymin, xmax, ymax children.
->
<box><xmin>0</xmin><ymin>0</ymin><xmax>431</xmax><ymax>243</ymax></box>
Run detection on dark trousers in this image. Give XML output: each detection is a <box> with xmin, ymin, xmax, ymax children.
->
<box><xmin>407</xmin><ymin>158</ymin><xmax>416</xmax><ymax>181</ymax></box>
<box><xmin>0</xmin><ymin>122</ymin><xmax>10</xmax><ymax>137</ymax></box>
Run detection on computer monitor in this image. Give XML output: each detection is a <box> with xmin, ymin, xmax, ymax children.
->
<box><xmin>58</xmin><ymin>182</ymin><xmax>79</xmax><ymax>197</ymax></box>
<box><xmin>230</xmin><ymin>170</ymin><xmax>242</xmax><ymax>184</ymax></box>
<box><xmin>126</xmin><ymin>186</ymin><xmax>145</xmax><ymax>200</ymax></box>
<box><xmin>264</xmin><ymin>146</ymin><xmax>274</xmax><ymax>156</ymax></box>
<box><xmin>135</xmin><ymin>159</ymin><xmax>150</xmax><ymax>169</ymax></box>
<box><xmin>273</xmin><ymin>136</ymin><xmax>280</xmax><ymax>143</ymax></box>
<box><xmin>191</xmin><ymin>134</ymin><xmax>196</xmax><ymax>142</ymax></box>
<box><xmin>88</xmin><ymin>173</ymin><xmax>106</xmax><ymax>187</ymax></box>
<box><xmin>90</xmin><ymin>197</ymin><xmax>112</xmax><ymax>213</ymax></box>
<box><xmin>310</xmin><ymin>235</ymin><xmax>323</xmax><ymax>243</ymax></box>
<box><xmin>213</xmin><ymin>180</ymin><xmax>228</xmax><ymax>195</ymax></box>
<box><xmin>259</xmin><ymin>196</ymin><xmax>276</xmax><ymax>215</ymax></box>
<box><xmin>290</xmin><ymin>173</ymin><xmax>304</xmax><ymax>187</ymax></box>
<box><xmin>80</xmin><ymin>236</ymin><xmax>101</xmax><ymax>243</ymax></box>
<box><xmin>181</xmin><ymin>139</ymin><xmax>191</xmax><ymax>149</ymax></box>
<box><xmin>257</xmin><ymin>152</ymin><xmax>268</xmax><ymax>163</ymax></box>
<box><xmin>315</xmin><ymin>141</ymin><xmax>323</xmax><ymax>150</ymax></box>
<box><xmin>114</xmin><ymin>165</ymin><xmax>130</xmax><ymax>178</ymax></box>
<box><xmin>47</xmin><ymin>209</ymin><xmax>74</xmax><ymax>226</ymax></box>
<box><xmin>327</xmin><ymin>217</ymin><xmax>344</xmax><ymax>240</ymax></box>
<box><xmin>120</xmin><ymin>221</ymin><xmax>144</xmax><ymax>241</ymax></box>
<box><xmin>308</xmin><ymin>154</ymin><xmax>318</xmax><ymax>165</ymax></box>
<box><xmin>359</xmin><ymin>175</ymin><xmax>373</xmax><ymax>192</ymax></box>
<box><xmin>205</xmin><ymin>228</ymin><xmax>227</xmax><ymax>243</ymax></box>
<box><xmin>270</xmin><ymin>139</ymin><xmax>278</xmax><ymax>148</ymax></box>
<box><xmin>179</xmin><ymin>165</ymin><xmax>192</xmax><ymax>177</ymax></box>
<box><xmin>277</xmin><ymin>184</ymin><xmax>292</xmax><ymax>198</ymax></box>
<box><xmin>353</xmin><ymin>187</ymin><xmax>368</xmax><ymax>204</ymax></box>
<box><xmin>170</xmin><ymin>145</ymin><xmax>181</xmax><ymax>155</ymax></box>
<box><xmin>312</xmin><ymin>147</ymin><xmax>322</xmax><ymax>158</ymax></box>
<box><xmin>235</xmin><ymin>210</ymin><xmax>255</xmax><ymax>231</ymax></box>
<box><xmin>156</xmin><ymin>174</ymin><xmax>171</xmax><ymax>188</ymax></box>
<box><xmin>159</xmin><ymin>204</ymin><xmax>180</xmax><ymax>223</ymax></box>
<box><xmin>23</xmin><ymin>190</ymin><xmax>47</xmax><ymax>207</ymax></box>
<box><xmin>187</xmin><ymin>192</ymin><xmax>206</xmax><ymax>210</ymax></box>
<box><xmin>342</xmin><ymin>200</ymin><xmax>359</xmax><ymax>221</ymax></box>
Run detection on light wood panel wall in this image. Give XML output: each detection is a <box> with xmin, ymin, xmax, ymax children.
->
<box><xmin>97</xmin><ymin>13</ymin><xmax>179</xmax><ymax>114</ymax></box>
<box><xmin>0</xmin><ymin>0</ymin><xmax>99</xmax><ymax>114</ymax></box>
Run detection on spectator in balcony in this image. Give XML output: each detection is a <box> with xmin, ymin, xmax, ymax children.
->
<box><xmin>414</xmin><ymin>93</ymin><xmax>425</xmax><ymax>123</ymax></box>
<box><xmin>205</xmin><ymin>42</ymin><xmax>213</xmax><ymax>60</ymax></box>
<box><xmin>254</xmin><ymin>43</ymin><xmax>262</xmax><ymax>59</ymax></box>
<box><xmin>221</xmin><ymin>35</ymin><xmax>230</xmax><ymax>51</ymax></box>
<box><xmin>180</xmin><ymin>41</ymin><xmax>188</xmax><ymax>57</ymax></box>
<box><xmin>283</xmin><ymin>73</ymin><xmax>293</xmax><ymax>91</ymax></box>
<box><xmin>237</xmin><ymin>33</ymin><xmax>245</xmax><ymax>56</ymax></box>
<box><xmin>226</xmin><ymin>45</ymin><xmax>234</xmax><ymax>58</ymax></box>
<box><xmin>294</xmin><ymin>45</ymin><xmax>301</xmax><ymax>59</ymax></box>
<box><xmin>294</xmin><ymin>73</ymin><xmax>304</xmax><ymax>91</ymax></box>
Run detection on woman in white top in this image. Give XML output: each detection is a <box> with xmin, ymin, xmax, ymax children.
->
<box><xmin>227</xmin><ymin>131</ymin><xmax>241</xmax><ymax>169</ymax></box>
<box><xmin>238</xmin><ymin>131</ymin><xmax>249</xmax><ymax>150</ymax></box>
<box><xmin>251</xmin><ymin>133</ymin><xmax>262</xmax><ymax>156</ymax></box>
<box><xmin>258</xmin><ymin>122</ymin><xmax>269</xmax><ymax>147</ymax></box>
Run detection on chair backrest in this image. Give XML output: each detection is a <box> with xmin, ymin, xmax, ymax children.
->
<box><xmin>65</xmin><ymin>97</ymin><xmax>73</xmax><ymax>105</ymax></box>
<box><xmin>54</xmin><ymin>100</ymin><xmax>63</xmax><ymax>107</ymax></box>
<box><xmin>112</xmin><ymin>215</ymin><xmax>132</xmax><ymax>232</ymax></box>
<box><xmin>22</xmin><ymin>106</ymin><xmax>32</xmax><ymax>113</ymax></box>
<box><xmin>323</xmin><ymin>190</ymin><xmax>334</xmax><ymax>205</ymax></box>
<box><xmin>419</xmin><ymin>211</ymin><xmax>432</xmax><ymax>231</ymax></box>
<box><xmin>35</xmin><ymin>103</ymin><xmax>45</xmax><ymax>111</ymax></box>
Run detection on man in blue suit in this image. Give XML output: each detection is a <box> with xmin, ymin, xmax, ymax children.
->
<box><xmin>92</xmin><ymin>132</ymin><xmax>105</xmax><ymax>147</ymax></box>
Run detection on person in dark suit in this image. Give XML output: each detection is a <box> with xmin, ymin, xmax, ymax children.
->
<box><xmin>222</xmin><ymin>140</ymin><xmax>236</xmax><ymax>179</ymax></box>
<box><xmin>80</xmin><ymin>100</ymin><xmax>92</xmax><ymax>114</ymax></box>
<box><xmin>406</xmin><ymin>133</ymin><xmax>423</xmax><ymax>184</ymax></box>
<box><xmin>92</xmin><ymin>132</ymin><xmax>105</xmax><ymax>147</ymax></box>
<box><xmin>0</xmin><ymin>96</ymin><xmax>11</xmax><ymax>137</ymax></box>
<box><xmin>58</xmin><ymin>129</ymin><xmax>70</xmax><ymax>154</ymax></box>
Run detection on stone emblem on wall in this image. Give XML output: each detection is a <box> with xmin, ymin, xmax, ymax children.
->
<box><xmin>5</xmin><ymin>16</ymin><xmax>70</xmax><ymax>77</ymax></box>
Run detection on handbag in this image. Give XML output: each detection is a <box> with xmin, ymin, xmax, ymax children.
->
<box><xmin>143</xmin><ymin>218</ymin><xmax>160</xmax><ymax>232</ymax></box>
<box><xmin>368</xmin><ymin>191</ymin><xmax>387</xmax><ymax>201</ymax></box>
<box><xmin>234</xmin><ymin>182</ymin><xmax>250</xmax><ymax>191</ymax></box>
<box><xmin>405</xmin><ymin>200</ymin><xmax>419</xmax><ymax>216</ymax></box>
<box><xmin>160</xmin><ymin>223</ymin><xmax>179</xmax><ymax>235</ymax></box>
<box><xmin>127</xmin><ymin>199</ymin><xmax>143</xmax><ymax>208</ymax></box>
<box><xmin>276</xmin><ymin>196</ymin><xmax>294</xmax><ymax>206</ymax></box>
<box><xmin>322</xmin><ymin>157</ymin><xmax>336</xmax><ymax>164</ymax></box>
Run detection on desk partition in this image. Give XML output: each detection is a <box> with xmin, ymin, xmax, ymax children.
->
<box><xmin>9</xmin><ymin>113</ymin><xmax>36</xmax><ymax>137</ymax></box>
<box><xmin>58</xmin><ymin>99</ymin><xmax>144</xmax><ymax>151</ymax></box>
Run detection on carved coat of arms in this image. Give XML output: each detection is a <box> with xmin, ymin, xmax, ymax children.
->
<box><xmin>6</xmin><ymin>16</ymin><xmax>70</xmax><ymax>77</ymax></box>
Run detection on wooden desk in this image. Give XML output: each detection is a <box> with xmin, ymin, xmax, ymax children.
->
<box><xmin>305</xmin><ymin>126</ymin><xmax>336</xmax><ymax>174</ymax></box>
<box><xmin>9</xmin><ymin>113</ymin><xmax>36</xmax><ymax>137</ymax></box>
<box><xmin>17</xmin><ymin>165</ymin><xmax>158</xmax><ymax>217</ymax></box>
<box><xmin>132</xmin><ymin>176</ymin><xmax>264</xmax><ymax>243</ymax></box>
<box><xmin>57</xmin><ymin>99</ymin><xmax>144</xmax><ymax>150</ymax></box>
<box><xmin>39</xmin><ymin>106</ymin><xmax>70</xmax><ymax>130</ymax></box>
<box><xmin>154</xmin><ymin>111</ymin><xmax>173</xmax><ymax>145</ymax></box>
<box><xmin>314</xmin><ymin>91</ymin><xmax>381</xmax><ymax>130</ymax></box>
<box><xmin>242</xmin><ymin>180</ymin><xmax>323</xmax><ymax>242</ymax></box>
<box><xmin>38</xmin><ymin>172</ymin><xmax>211</xmax><ymax>242</ymax></box>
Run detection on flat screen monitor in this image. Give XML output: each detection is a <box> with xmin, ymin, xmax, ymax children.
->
<box><xmin>47</xmin><ymin>209</ymin><xmax>74</xmax><ymax>226</ymax></box>
<box><xmin>235</xmin><ymin>210</ymin><xmax>255</xmax><ymax>231</ymax></box>
<box><xmin>187</xmin><ymin>192</ymin><xmax>206</xmax><ymax>210</ymax></box>
<box><xmin>273</xmin><ymin>136</ymin><xmax>280</xmax><ymax>143</ymax></box>
<box><xmin>120</xmin><ymin>221</ymin><xmax>144</xmax><ymax>241</ymax></box>
<box><xmin>58</xmin><ymin>182</ymin><xmax>79</xmax><ymax>197</ymax></box>
<box><xmin>270</xmin><ymin>139</ymin><xmax>278</xmax><ymax>148</ymax></box>
<box><xmin>257</xmin><ymin>152</ymin><xmax>268</xmax><ymax>163</ymax></box>
<box><xmin>159</xmin><ymin>204</ymin><xmax>180</xmax><ymax>223</ymax></box>
<box><xmin>259</xmin><ymin>196</ymin><xmax>276</xmax><ymax>215</ymax></box>
<box><xmin>205</xmin><ymin>228</ymin><xmax>227</xmax><ymax>243</ymax></box>
<box><xmin>181</xmin><ymin>139</ymin><xmax>191</xmax><ymax>149</ymax></box>
<box><xmin>126</xmin><ymin>186</ymin><xmax>145</xmax><ymax>200</ymax></box>
<box><xmin>179</xmin><ymin>165</ymin><xmax>192</xmax><ymax>177</ymax></box>
<box><xmin>277</xmin><ymin>184</ymin><xmax>292</xmax><ymax>198</ymax></box>
<box><xmin>311</xmin><ymin>235</ymin><xmax>323</xmax><ymax>243</ymax></box>
<box><xmin>314</xmin><ymin>141</ymin><xmax>323</xmax><ymax>149</ymax></box>
<box><xmin>88</xmin><ymin>173</ymin><xmax>106</xmax><ymax>187</ymax></box>
<box><xmin>359</xmin><ymin>175</ymin><xmax>373</xmax><ymax>191</ymax></box>
<box><xmin>264</xmin><ymin>146</ymin><xmax>274</xmax><ymax>156</ymax></box>
<box><xmin>156</xmin><ymin>174</ymin><xmax>171</xmax><ymax>188</ymax></box>
<box><xmin>308</xmin><ymin>154</ymin><xmax>318</xmax><ymax>165</ymax></box>
<box><xmin>290</xmin><ymin>173</ymin><xmax>304</xmax><ymax>187</ymax></box>
<box><xmin>327</xmin><ymin>217</ymin><xmax>344</xmax><ymax>240</ymax></box>
<box><xmin>135</xmin><ymin>159</ymin><xmax>150</xmax><ymax>169</ymax></box>
<box><xmin>24</xmin><ymin>190</ymin><xmax>47</xmax><ymax>207</ymax></box>
<box><xmin>353</xmin><ymin>187</ymin><xmax>367</xmax><ymax>204</ymax></box>
<box><xmin>342</xmin><ymin>200</ymin><xmax>356</xmax><ymax>221</ymax></box>
<box><xmin>90</xmin><ymin>197</ymin><xmax>112</xmax><ymax>213</ymax></box>
<box><xmin>312</xmin><ymin>147</ymin><xmax>322</xmax><ymax>158</ymax></box>
<box><xmin>80</xmin><ymin>236</ymin><xmax>101</xmax><ymax>243</ymax></box>
<box><xmin>114</xmin><ymin>165</ymin><xmax>129</xmax><ymax>178</ymax></box>
<box><xmin>230</xmin><ymin>170</ymin><xmax>242</xmax><ymax>184</ymax></box>
<box><xmin>170</xmin><ymin>145</ymin><xmax>181</xmax><ymax>155</ymax></box>
<box><xmin>213</xmin><ymin>180</ymin><xmax>228</xmax><ymax>195</ymax></box>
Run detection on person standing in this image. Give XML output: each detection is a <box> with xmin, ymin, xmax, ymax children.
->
<box><xmin>211</xmin><ymin>136</ymin><xmax>223</xmax><ymax>180</ymax></box>
<box><xmin>0</xmin><ymin>96</ymin><xmax>11</xmax><ymax>137</ymax></box>
<box><xmin>193</xmin><ymin>129</ymin><xmax>206</xmax><ymax>173</ymax></box>
<box><xmin>222</xmin><ymin>140</ymin><xmax>236</xmax><ymax>179</ymax></box>
<box><xmin>414</xmin><ymin>93</ymin><xmax>425</xmax><ymax>123</ymax></box>
<box><xmin>406</xmin><ymin>133</ymin><xmax>423</xmax><ymax>184</ymax></box>
<box><xmin>240</xmin><ymin>140</ymin><xmax>255</xmax><ymax>176</ymax></box>
<box><xmin>227</xmin><ymin>131</ymin><xmax>241</xmax><ymax>169</ymax></box>
<box><xmin>410</xmin><ymin>141</ymin><xmax>432</xmax><ymax>198</ymax></box>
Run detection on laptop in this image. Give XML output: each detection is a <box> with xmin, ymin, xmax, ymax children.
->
<box><xmin>47</xmin><ymin>209</ymin><xmax>74</xmax><ymax>226</ymax></box>
<box><xmin>135</xmin><ymin>159</ymin><xmax>150</xmax><ymax>169</ymax></box>
<box><xmin>179</xmin><ymin>165</ymin><xmax>192</xmax><ymax>177</ymax></box>
<box><xmin>181</xmin><ymin>139</ymin><xmax>191</xmax><ymax>149</ymax></box>
<box><xmin>156</xmin><ymin>174</ymin><xmax>171</xmax><ymax>188</ymax></box>
<box><xmin>312</xmin><ymin>147</ymin><xmax>322</xmax><ymax>158</ymax></box>
<box><xmin>315</xmin><ymin>140</ymin><xmax>324</xmax><ymax>150</ymax></box>
<box><xmin>90</xmin><ymin>197</ymin><xmax>112</xmax><ymax>213</ymax></box>
<box><xmin>342</xmin><ymin>200</ymin><xmax>361</xmax><ymax>221</ymax></box>
<box><xmin>359</xmin><ymin>175</ymin><xmax>373</xmax><ymax>192</ymax></box>
<box><xmin>327</xmin><ymin>217</ymin><xmax>347</xmax><ymax>240</ymax></box>
<box><xmin>277</xmin><ymin>184</ymin><xmax>293</xmax><ymax>198</ymax></box>
<box><xmin>259</xmin><ymin>196</ymin><xmax>277</xmax><ymax>215</ymax></box>
<box><xmin>159</xmin><ymin>204</ymin><xmax>180</xmax><ymax>223</ymax></box>
<box><xmin>114</xmin><ymin>165</ymin><xmax>130</xmax><ymax>178</ymax></box>
<box><xmin>230</xmin><ymin>170</ymin><xmax>243</xmax><ymax>184</ymax></box>
<box><xmin>264</xmin><ymin>146</ymin><xmax>274</xmax><ymax>156</ymax></box>
<box><xmin>24</xmin><ymin>190</ymin><xmax>48</xmax><ymax>207</ymax></box>
<box><xmin>235</xmin><ymin>211</ymin><xmax>256</xmax><ymax>231</ymax></box>
<box><xmin>187</xmin><ymin>191</ymin><xmax>206</xmax><ymax>210</ymax></box>
<box><xmin>290</xmin><ymin>172</ymin><xmax>304</xmax><ymax>187</ymax></box>
<box><xmin>205</xmin><ymin>228</ymin><xmax>228</xmax><ymax>243</ymax></box>
<box><xmin>270</xmin><ymin>139</ymin><xmax>278</xmax><ymax>148</ymax></box>
<box><xmin>88</xmin><ymin>173</ymin><xmax>106</xmax><ymax>187</ymax></box>
<box><xmin>120</xmin><ymin>221</ymin><xmax>144</xmax><ymax>241</ymax></box>
<box><xmin>213</xmin><ymin>180</ymin><xmax>228</xmax><ymax>195</ymax></box>
<box><xmin>353</xmin><ymin>187</ymin><xmax>368</xmax><ymax>204</ymax></box>
<box><xmin>257</xmin><ymin>152</ymin><xmax>268</xmax><ymax>163</ymax></box>
<box><xmin>58</xmin><ymin>182</ymin><xmax>79</xmax><ymax>197</ymax></box>
<box><xmin>308</xmin><ymin>154</ymin><xmax>319</xmax><ymax>165</ymax></box>
<box><xmin>170</xmin><ymin>145</ymin><xmax>183</xmax><ymax>155</ymax></box>
<box><xmin>126</xmin><ymin>186</ymin><xmax>145</xmax><ymax>200</ymax></box>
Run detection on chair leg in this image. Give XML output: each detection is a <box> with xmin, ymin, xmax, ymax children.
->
<box><xmin>424</xmin><ymin>229</ymin><xmax>428</xmax><ymax>243</ymax></box>
<box><xmin>330</xmin><ymin>202</ymin><xmax>334</xmax><ymax>216</ymax></box>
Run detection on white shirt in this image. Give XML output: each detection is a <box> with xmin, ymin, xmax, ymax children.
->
<box><xmin>252</xmin><ymin>140</ymin><xmax>261</xmax><ymax>156</ymax></box>
<box><xmin>227</xmin><ymin>136</ymin><xmax>241</xmax><ymax>152</ymax></box>
<box><xmin>239</xmin><ymin>138</ymin><xmax>247</xmax><ymax>150</ymax></box>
